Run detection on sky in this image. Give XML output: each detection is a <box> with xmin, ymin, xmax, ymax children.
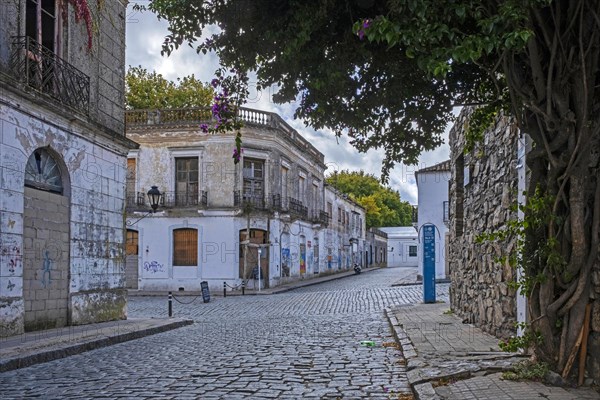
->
<box><xmin>125</xmin><ymin>4</ymin><xmax>451</xmax><ymax>205</ymax></box>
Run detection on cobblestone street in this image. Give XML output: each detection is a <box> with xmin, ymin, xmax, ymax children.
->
<box><xmin>0</xmin><ymin>268</ymin><xmax>449</xmax><ymax>399</ymax></box>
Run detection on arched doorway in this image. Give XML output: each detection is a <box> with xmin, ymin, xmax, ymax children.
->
<box><xmin>239</xmin><ymin>229</ymin><xmax>269</xmax><ymax>288</ymax></box>
<box><xmin>23</xmin><ymin>148</ymin><xmax>70</xmax><ymax>331</ymax></box>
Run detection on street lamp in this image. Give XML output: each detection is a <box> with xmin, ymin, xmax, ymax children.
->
<box><xmin>147</xmin><ymin>185</ymin><xmax>162</xmax><ymax>212</ymax></box>
<box><xmin>127</xmin><ymin>186</ymin><xmax>162</xmax><ymax>226</ymax></box>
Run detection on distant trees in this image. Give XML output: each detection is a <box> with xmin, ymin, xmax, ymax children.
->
<box><xmin>125</xmin><ymin>66</ymin><xmax>213</xmax><ymax>109</ymax></box>
<box><xmin>326</xmin><ymin>170</ymin><xmax>413</xmax><ymax>228</ymax></box>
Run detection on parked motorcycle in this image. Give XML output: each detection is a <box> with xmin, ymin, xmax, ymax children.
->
<box><xmin>353</xmin><ymin>263</ymin><xmax>361</xmax><ymax>275</ymax></box>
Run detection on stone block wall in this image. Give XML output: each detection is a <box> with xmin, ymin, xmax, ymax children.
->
<box><xmin>448</xmin><ymin>108</ymin><xmax>519</xmax><ymax>339</ymax></box>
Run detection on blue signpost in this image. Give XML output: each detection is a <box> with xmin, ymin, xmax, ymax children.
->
<box><xmin>422</xmin><ymin>224</ymin><xmax>436</xmax><ymax>303</ymax></box>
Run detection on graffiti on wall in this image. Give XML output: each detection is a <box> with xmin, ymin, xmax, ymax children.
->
<box><xmin>1</xmin><ymin>240</ymin><xmax>22</xmax><ymax>275</ymax></box>
<box><xmin>143</xmin><ymin>261</ymin><xmax>165</xmax><ymax>274</ymax></box>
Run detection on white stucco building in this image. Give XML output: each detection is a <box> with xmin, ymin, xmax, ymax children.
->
<box><xmin>124</xmin><ymin>107</ymin><xmax>365</xmax><ymax>293</ymax></box>
<box><xmin>379</xmin><ymin>226</ymin><xmax>418</xmax><ymax>268</ymax></box>
<box><xmin>0</xmin><ymin>1</ymin><xmax>135</xmax><ymax>336</ymax></box>
<box><xmin>416</xmin><ymin>160</ymin><xmax>450</xmax><ymax>279</ymax></box>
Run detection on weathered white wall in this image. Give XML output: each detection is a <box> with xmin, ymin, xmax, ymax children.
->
<box><xmin>386</xmin><ymin>237</ymin><xmax>418</xmax><ymax>267</ymax></box>
<box><xmin>416</xmin><ymin>169</ymin><xmax>450</xmax><ymax>278</ymax></box>
<box><xmin>0</xmin><ymin>98</ymin><xmax>129</xmax><ymax>335</ymax></box>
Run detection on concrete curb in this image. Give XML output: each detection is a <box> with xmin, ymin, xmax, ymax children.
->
<box><xmin>0</xmin><ymin>318</ymin><xmax>193</xmax><ymax>373</ymax></box>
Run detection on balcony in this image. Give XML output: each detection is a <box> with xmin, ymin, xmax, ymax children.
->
<box><xmin>311</xmin><ymin>210</ymin><xmax>329</xmax><ymax>226</ymax></box>
<box><xmin>288</xmin><ymin>197</ymin><xmax>308</xmax><ymax>220</ymax></box>
<box><xmin>126</xmin><ymin>190</ymin><xmax>207</xmax><ymax>210</ymax></box>
<box><xmin>160</xmin><ymin>191</ymin><xmax>207</xmax><ymax>208</ymax></box>
<box><xmin>234</xmin><ymin>191</ymin><xmax>266</xmax><ymax>210</ymax></box>
<box><xmin>9</xmin><ymin>36</ymin><xmax>90</xmax><ymax>115</ymax></box>
<box><xmin>126</xmin><ymin>192</ymin><xmax>146</xmax><ymax>211</ymax></box>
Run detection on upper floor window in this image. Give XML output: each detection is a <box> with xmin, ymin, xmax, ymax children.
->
<box><xmin>175</xmin><ymin>157</ymin><xmax>199</xmax><ymax>206</ymax></box>
<box><xmin>298</xmin><ymin>175</ymin><xmax>306</xmax><ymax>203</ymax></box>
<box><xmin>26</xmin><ymin>0</ymin><xmax>60</xmax><ymax>52</ymax></box>
<box><xmin>126</xmin><ymin>158</ymin><xmax>136</xmax><ymax>194</ymax></box>
<box><xmin>281</xmin><ymin>165</ymin><xmax>288</xmax><ymax>199</ymax></box>
<box><xmin>243</xmin><ymin>159</ymin><xmax>264</xmax><ymax>201</ymax></box>
<box><xmin>327</xmin><ymin>202</ymin><xmax>333</xmax><ymax>221</ymax></box>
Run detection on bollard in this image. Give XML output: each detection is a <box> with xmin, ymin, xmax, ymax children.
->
<box><xmin>223</xmin><ymin>281</ymin><xmax>227</xmax><ymax>298</ymax></box>
<box><xmin>242</xmin><ymin>280</ymin><xmax>245</xmax><ymax>295</ymax></box>
<box><xmin>168</xmin><ymin>291</ymin><xmax>172</xmax><ymax>317</ymax></box>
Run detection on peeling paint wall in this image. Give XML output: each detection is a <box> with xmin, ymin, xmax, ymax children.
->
<box><xmin>0</xmin><ymin>0</ymin><xmax>132</xmax><ymax>336</ymax></box>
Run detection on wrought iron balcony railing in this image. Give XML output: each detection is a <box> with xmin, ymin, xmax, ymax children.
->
<box><xmin>126</xmin><ymin>192</ymin><xmax>146</xmax><ymax>210</ymax></box>
<box><xmin>126</xmin><ymin>190</ymin><xmax>207</xmax><ymax>210</ymax></box>
<box><xmin>160</xmin><ymin>190</ymin><xmax>207</xmax><ymax>208</ymax></box>
<box><xmin>289</xmin><ymin>197</ymin><xmax>308</xmax><ymax>219</ymax></box>
<box><xmin>10</xmin><ymin>36</ymin><xmax>90</xmax><ymax>115</ymax></box>
<box><xmin>234</xmin><ymin>191</ymin><xmax>266</xmax><ymax>210</ymax></box>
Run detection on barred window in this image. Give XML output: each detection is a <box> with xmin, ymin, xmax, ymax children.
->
<box><xmin>409</xmin><ymin>246</ymin><xmax>417</xmax><ymax>257</ymax></box>
<box><xmin>173</xmin><ymin>228</ymin><xmax>198</xmax><ymax>266</ymax></box>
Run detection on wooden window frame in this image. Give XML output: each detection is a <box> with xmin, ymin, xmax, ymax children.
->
<box><xmin>173</xmin><ymin>228</ymin><xmax>198</xmax><ymax>266</ymax></box>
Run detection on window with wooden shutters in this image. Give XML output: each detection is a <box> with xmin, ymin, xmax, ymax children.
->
<box><xmin>173</xmin><ymin>228</ymin><xmax>198</xmax><ymax>266</ymax></box>
<box><xmin>243</xmin><ymin>159</ymin><xmax>264</xmax><ymax>206</ymax></box>
<box><xmin>175</xmin><ymin>157</ymin><xmax>199</xmax><ymax>206</ymax></box>
<box><xmin>125</xmin><ymin>229</ymin><xmax>138</xmax><ymax>256</ymax></box>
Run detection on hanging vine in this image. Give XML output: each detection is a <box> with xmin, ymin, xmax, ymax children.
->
<box><xmin>67</xmin><ymin>0</ymin><xmax>93</xmax><ymax>50</ymax></box>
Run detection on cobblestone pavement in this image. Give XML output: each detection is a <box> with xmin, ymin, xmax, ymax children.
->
<box><xmin>0</xmin><ymin>268</ymin><xmax>448</xmax><ymax>399</ymax></box>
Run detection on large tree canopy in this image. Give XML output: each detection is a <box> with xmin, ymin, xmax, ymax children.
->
<box><xmin>142</xmin><ymin>0</ymin><xmax>600</xmax><ymax>378</ymax></box>
<box><xmin>326</xmin><ymin>170</ymin><xmax>413</xmax><ymax>228</ymax></box>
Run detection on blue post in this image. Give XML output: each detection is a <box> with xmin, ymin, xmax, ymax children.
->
<box><xmin>423</xmin><ymin>224</ymin><xmax>436</xmax><ymax>303</ymax></box>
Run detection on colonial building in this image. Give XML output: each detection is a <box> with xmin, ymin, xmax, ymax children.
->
<box><xmin>124</xmin><ymin>107</ymin><xmax>366</xmax><ymax>292</ymax></box>
<box><xmin>416</xmin><ymin>160</ymin><xmax>450</xmax><ymax>279</ymax></box>
<box><xmin>0</xmin><ymin>0</ymin><xmax>135</xmax><ymax>336</ymax></box>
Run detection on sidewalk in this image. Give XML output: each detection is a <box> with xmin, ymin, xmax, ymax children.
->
<box><xmin>0</xmin><ymin>317</ymin><xmax>192</xmax><ymax>372</ymax></box>
<box><xmin>0</xmin><ymin>267</ymin><xmax>377</xmax><ymax>373</ymax></box>
<box><xmin>386</xmin><ymin>302</ymin><xmax>600</xmax><ymax>399</ymax></box>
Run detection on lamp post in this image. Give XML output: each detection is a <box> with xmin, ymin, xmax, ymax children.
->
<box><xmin>257</xmin><ymin>247</ymin><xmax>262</xmax><ymax>293</ymax></box>
<box><xmin>147</xmin><ymin>185</ymin><xmax>162</xmax><ymax>212</ymax></box>
<box><xmin>127</xmin><ymin>186</ymin><xmax>162</xmax><ymax>226</ymax></box>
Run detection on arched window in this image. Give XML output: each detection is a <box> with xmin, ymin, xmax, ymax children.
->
<box><xmin>173</xmin><ymin>228</ymin><xmax>198</xmax><ymax>266</ymax></box>
<box><xmin>25</xmin><ymin>148</ymin><xmax>63</xmax><ymax>194</ymax></box>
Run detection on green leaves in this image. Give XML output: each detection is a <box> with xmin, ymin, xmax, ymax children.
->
<box><xmin>125</xmin><ymin>66</ymin><xmax>214</xmax><ymax>109</ymax></box>
<box><xmin>325</xmin><ymin>170</ymin><xmax>413</xmax><ymax>228</ymax></box>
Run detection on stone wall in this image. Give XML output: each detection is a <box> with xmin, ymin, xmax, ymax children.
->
<box><xmin>448</xmin><ymin>108</ymin><xmax>519</xmax><ymax>339</ymax></box>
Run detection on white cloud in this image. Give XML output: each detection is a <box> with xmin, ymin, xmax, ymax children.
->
<box><xmin>125</xmin><ymin>5</ymin><xmax>452</xmax><ymax>208</ymax></box>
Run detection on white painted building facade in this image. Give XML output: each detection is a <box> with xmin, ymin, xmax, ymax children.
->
<box><xmin>416</xmin><ymin>160</ymin><xmax>450</xmax><ymax>279</ymax></box>
<box><xmin>125</xmin><ymin>108</ymin><xmax>365</xmax><ymax>293</ymax></box>
<box><xmin>379</xmin><ymin>226</ymin><xmax>418</xmax><ymax>268</ymax></box>
<box><xmin>0</xmin><ymin>0</ymin><xmax>135</xmax><ymax>336</ymax></box>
